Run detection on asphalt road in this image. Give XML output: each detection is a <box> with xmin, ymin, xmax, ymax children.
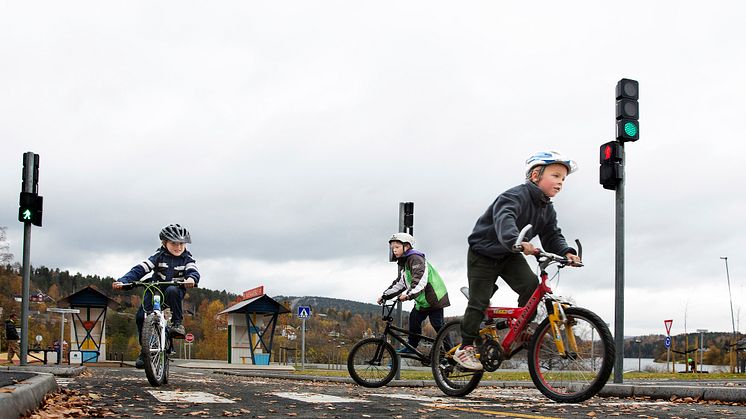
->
<box><xmin>30</xmin><ymin>366</ymin><xmax>746</xmax><ymax>418</ymax></box>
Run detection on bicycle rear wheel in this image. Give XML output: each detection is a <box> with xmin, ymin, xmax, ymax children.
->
<box><xmin>347</xmin><ymin>338</ymin><xmax>398</xmax><ymax>387</ymax></box>
<box><xmin>431</xmin><ymin>320</ymin><xmax>483</xmax><ymax>397</ymax></box>
<box><xmin>142</xmin><ymin>314</ymin><xmax>167</xmax><ymax>387</ymax></box>
<box><xmin>527</xmin><ymin>306</ymin><xmax>614</xmax><ymax>403</ymax></box>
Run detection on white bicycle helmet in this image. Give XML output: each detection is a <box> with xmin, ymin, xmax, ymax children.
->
<box><xmin>524</xmin><ymin>150</ymin><xmax>578</xmax><ymax>178</ymax></box>
<box><xmin>388</xmin><ymin>232</ymin><xmax>415</xmax><ymax>246</ymax></box>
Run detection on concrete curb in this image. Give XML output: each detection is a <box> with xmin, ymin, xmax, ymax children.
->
<box><xmin>0</xmin><ymin>373</ymin><xmax>58</xmax><ymax>419</ymax></box>
<box><xmin>213</xmin><ymin>370</ymin><xmax>746</xmax><ymax>402</ymax></box>
<box><xmin>6</xmin><ymin>365</ymin><xmax>86</xmax><ymax>378</ymax></box>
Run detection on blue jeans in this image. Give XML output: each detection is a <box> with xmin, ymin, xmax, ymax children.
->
<box><xmin>408</xmin><ymin>307</ymin><xmax>445</xmax><ymax>347</ymax></box>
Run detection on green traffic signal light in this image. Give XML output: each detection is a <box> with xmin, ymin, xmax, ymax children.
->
<box><xmin>624</xmin><ymin>122</ymin><xmax>637</xmax><ymax>137</ymax></box>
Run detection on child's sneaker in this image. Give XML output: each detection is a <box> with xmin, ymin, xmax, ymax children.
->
<box><xmin>453</xmin><ymin>345</ymin><xmax>483</xmax><ymax>370</ymax></box>
<box><xmin>170</xmin><ymin>323</ymin><xmax>186</xmax><ymax>336</ymax></box>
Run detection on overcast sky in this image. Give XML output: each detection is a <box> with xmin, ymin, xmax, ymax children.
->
<box><xmin>2</xmin><ymin>1</ymin><xmax>745</xmax><ymax>339</ymax></box>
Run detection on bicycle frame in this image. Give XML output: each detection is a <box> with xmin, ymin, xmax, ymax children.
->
<box><xmin>481</xmin><ymin>267</ymin><xmax>571</xmax><ymax>358</ymax></box>
<box><xmin>378</xmin><ymin>302</ymin><xmax>434</xmax><ymax>364</ymax></box>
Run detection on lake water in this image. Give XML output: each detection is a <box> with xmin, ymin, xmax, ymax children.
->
<box><xmin>624</xmin><ymin>357</ymin><xmax>728</xmax><ymax>373</ymax></box>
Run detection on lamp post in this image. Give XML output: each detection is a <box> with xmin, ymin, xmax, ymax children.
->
<box><xmin>634</xmin><ymin>339</ymin><xmax>642</xmax><ymax>372</ymax></box>
<box><xmin>721</xmin><ymin>257</ymin><xmax>737</xmax><ymax>372</ymax></box>
<box><xmin>696</xmin><ymin>328</ymin><xmax>707</xmax><ymax>371</ymax></box>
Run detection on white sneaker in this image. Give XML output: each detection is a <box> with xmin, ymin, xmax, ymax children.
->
<box><xmin>453</xmin><ymin>345</ymin><xmax>483</xmax><ymax>371</ymax></box>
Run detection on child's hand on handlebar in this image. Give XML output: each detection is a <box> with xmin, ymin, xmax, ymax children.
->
<box><xmin>565</xmin><ymin>253</ymin><xmax>582</xmax><ymax>266</ymax></box>
<box><xmin>112</xmin><ymin>281</ymin><xmax>125</xmax><ymax>290</ymax></box>
<box><xmin>520</xmin><ymin>242</ymin><xmax>537</xmax><ymax>256</ymax></box>
<box><xmin>183</xmin><ymin>278</ymin><xmax>196</xmax><ymax>288</ymax></box>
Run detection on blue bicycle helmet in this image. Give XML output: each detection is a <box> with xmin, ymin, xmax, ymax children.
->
<box><xmin>524</xmin><ymin>150</ymin><xmax>578</xmax><ymax>178</ymax></box>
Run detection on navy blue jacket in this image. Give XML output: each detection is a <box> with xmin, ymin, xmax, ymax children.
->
<box><xmin>119</xmin><ymin>247</ymin><xmax>200</xmax><ymax>285</ymax></box>
<box><xmin>5</xmin><ymin>319</ymin><xmax>19</xmax><ymax>341</ymax></box>
<box><xmin>468</xmin><ymin>181</ymin><xmax>576</xmax><ymax>259</ymax></box>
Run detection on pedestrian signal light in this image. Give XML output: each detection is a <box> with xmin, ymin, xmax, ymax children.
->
<box><xmin>18</xmin><ymin>192</ymin><xmax>43</xmax><ymax>227</ymax></box>
<box><xmin>599</xmin><ymin>141</ymin><xmax>623</xmax><ymax>190</ymax></box>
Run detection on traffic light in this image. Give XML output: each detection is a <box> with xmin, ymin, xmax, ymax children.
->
<box><xmin>599</xmin><ymin>141</ymin><xmax>623</xmax><ymax>190</ymax></box>
<box><xmin>616</xmin><ymin>79</ymin><xmax>639</xmax><ymax>142</ymax></box>
<box><xmin>18</xmin><ymin>192</ymin><xmax>43</xmax><ymax>227</ymax></box>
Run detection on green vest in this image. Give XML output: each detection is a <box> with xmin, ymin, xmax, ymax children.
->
<box><xmin>404</xmin><ymin>261</ymin><xmax>448</xmax><ymax>310</ymax></box>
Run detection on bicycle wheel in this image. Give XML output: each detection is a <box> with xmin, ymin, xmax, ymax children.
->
<box><xmin>431</xmin><ymin>320</ymin><xmax>483</xmax><ymax>397</ymax></box>
<box><xmin>347</xmin><ymin>338</ymin><xmax>398</xmax><ymax>387</ymax></box>
<box><xmin>142</xmin><ymin>314</ymin><xmax>167</xmax><ymax>387</ymax></box>
<box><xmin>527</xmin><ymin>307</ymin><xmax>614</xmax><ymax>403</ymax></box>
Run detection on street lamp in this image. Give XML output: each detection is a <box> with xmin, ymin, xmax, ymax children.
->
<box><xmin>696</xmin><ymin>328</ymin><xmax>707</xmax><ymax>371</ymax></box>
<box><xmin>721</xmin><ymin>256</ymin><xmax>737</xmax><ymax>372</ymax></box>
<box><xmin>634</xmin><ymin>339</ymin><xmax>642</xmax><ymax>372</ymax></box>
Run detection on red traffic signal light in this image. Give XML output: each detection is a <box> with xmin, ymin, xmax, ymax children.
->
<box><xmin>599</xmin><ymin>141</ymin><xmax>623</xmax><ymax>190</ymax></box>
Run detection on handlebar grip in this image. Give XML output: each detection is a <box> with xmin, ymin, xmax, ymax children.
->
<box><xmin>513</xmin><ymin>224</ymin><xmax>532</xmax><ymax>252</ymax></box>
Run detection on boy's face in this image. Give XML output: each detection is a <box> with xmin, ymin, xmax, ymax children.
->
<box><xmin>533</xmin><ymin>163</ymin><xmax>568</xmax><ymax>198</ymax></box>
<box><xmin>165</xmin><ymin>240</ymin><xmax>186</xmax><ymax>256</ymax></box>
<box><xmin>390</xmin><ymin>241</ymin><xmax>406</xmax><ymax>258</ymax></box>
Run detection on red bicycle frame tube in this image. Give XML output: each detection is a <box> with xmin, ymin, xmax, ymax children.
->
<box><xmin>483</xmin><ymin>271</ymin><xmax>553</xmax><ymax>353</ymax></box>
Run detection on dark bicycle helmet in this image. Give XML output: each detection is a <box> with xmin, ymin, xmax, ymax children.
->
<box><xmin>159</xmin><ymin>224</ymin><xmax>192</xmax><ymax>244</ymax></box>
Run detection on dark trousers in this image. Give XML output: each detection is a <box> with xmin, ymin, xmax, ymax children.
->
<box><xmin>460</xmin><ymin>248</ymin><xmax>537</xmax><ymax>346</ymax></box>
<box><xmin>408</xmin><ymin>307</ymin><xmax>445</xmax><ymax>347</ymax></box>
<box><xmin>136</xmin><ymin>285</ymin><xmax>185</xmax><ymax>340</ymax></box>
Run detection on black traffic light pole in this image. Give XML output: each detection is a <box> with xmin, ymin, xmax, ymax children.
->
<box><xmin>19</xmin><ymin>151</ymin><xmax>40</xmax><ymax>366</ymax></box>
<box><xmin>601</xmin><ymin>79</ymin><xmax>638</xmax><ymax>383</ymax></box>
<box><xmin>394</xmin><ymin>202</ymin><xmax>414</xmax><ymax>380</ymax></box>
<box><xmin>613</xmin><ymin>145</ymin><xmax>625</xmax><ymax>383</ymax></box>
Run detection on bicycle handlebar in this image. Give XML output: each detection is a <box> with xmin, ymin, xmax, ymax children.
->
<box><xmin>512</xmin><ymin>224</ymin><xmax>583</xmax><ymax>268</ymax></box>
<box><xmin>120</xmin><ymin>279</ymin><xmax>187</xmax><ymax>290</ymax></box>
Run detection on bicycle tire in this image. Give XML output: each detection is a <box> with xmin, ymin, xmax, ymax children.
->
<box><xmin>142</xmin><ymin>314</ymin><xmax>167</xmax><ymax>387</ymax></box>
<box><xmin>527</xmin><ymin>306</ymin><xmax>614</xmax><ymax>403</ymax></box>
<box><xmin>431</xmin><ymin>320</ymin><xmax>483</xmax><ymax>397</ymax></box>
<box><xmin>347</xmin><ymin>338</ymin><xmax>398</xmax><ymax>387</ymax></box>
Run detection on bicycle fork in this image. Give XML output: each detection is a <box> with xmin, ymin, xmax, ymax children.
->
<box><xmin>547</xmin><ymin>300</ymin><xmax>579</xmax><ymax>358</ymax></box>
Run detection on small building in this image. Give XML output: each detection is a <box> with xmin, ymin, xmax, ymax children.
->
<box><xmin>218</xmin><ymin>286</ymin><xmax>289</xmax><ymax>365</ymax></box>
<box><xmin>56</xmin><ymin>285</ymin><xmax>118</xmax><ymax>363</ymax></box>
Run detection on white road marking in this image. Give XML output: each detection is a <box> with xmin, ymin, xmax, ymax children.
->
<box><xmin>273</xmin><ymin>391</ymin><xmax>367</xmax><ymax>403</ymax></box>
<box><xmin>55</xmin><ymin>378</ymin><xmax>74</xmax><ymax>387</ymax></box>
<box><xmin>148</xmin><ymin>390</ymin><xmax>235</xmax><ymax>403</ymax></box>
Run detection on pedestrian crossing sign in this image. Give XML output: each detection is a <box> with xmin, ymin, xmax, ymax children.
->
<box><xmin>297</xmin><ymin>306</ymin><xmax>311</xmax><ymax>319</ymax></box>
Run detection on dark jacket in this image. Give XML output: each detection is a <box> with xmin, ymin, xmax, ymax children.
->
<box><xmin>468</xmin><ymin>181</ymin><xmax>576</xmax><ymax>259</ymax></box>
<box><xmin>119</xmin><ymin>247</ymin><xmax>200</xmax><ymax>285</ymax></box>
<box><xmin>5</xmin><ymin>319</ymin><xmax>19</xmax><ymax>341</ymax></box>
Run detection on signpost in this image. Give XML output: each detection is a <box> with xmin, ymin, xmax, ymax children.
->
<box><xmin>184</xmin><ymin>332</ymin><xmax>194</xmax><ymax>359</ymax></box>
<box><xmin>47</xmin><ymin>308</ymin><xmax>80</xmax><ymax>365</ymax></box>
<box><xmin>664</xmin><ymin>319</ymin><xmax>673</xmax><ymax>372</ymax></box>
<box><xmin>297</xmin><ymin>306</ymin><xmax>310</xmax><ymax>370</ymax></box>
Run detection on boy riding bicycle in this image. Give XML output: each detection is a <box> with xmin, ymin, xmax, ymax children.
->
<box><xmin>112</xmin><ymin>224</ymin><xmax>200</xmax><ymax>369</ymax></box>
<box><xmin>455</xmin><ymin>151</ymin><xmax>581</xmax><ymax>370</ymax></box>
<box><xmin>378</xmin><ymin>233</ymin><xmax>450</xmax><ymax>353</ymax></box>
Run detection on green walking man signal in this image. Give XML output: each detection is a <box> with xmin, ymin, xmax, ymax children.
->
<box><xmin>18</xmin><ymin>192</ymin><xmax>43</xmax><ymax>227</ymax></box>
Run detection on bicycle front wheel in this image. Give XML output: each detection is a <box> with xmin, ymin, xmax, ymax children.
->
<box><xmin>142</xmin><ymin>314</ymin><xmax>167</xmax><ymax>387</ymax></box>
<box><xmin>527</xmin><ymin>307</ymin><xmax>614</xmax><ymax>403</ymax></box>
<box><xmin>431</xmin><ymin>320</ymin><xmax>483</xmax><ymax>397</ymax></box>
<box><xmin>347</xmin><ymin>338</ymin><xmax>398</xmax><ymax>387</ymax></box>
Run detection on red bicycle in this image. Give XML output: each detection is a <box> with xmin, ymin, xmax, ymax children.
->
<box><xmin>431</xmin><ymin>224</ymin><xmax>614</xmax><ymax>403</ymax></box>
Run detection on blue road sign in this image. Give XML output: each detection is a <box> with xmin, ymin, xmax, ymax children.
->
<box><xmin>665</xmin><ymin>336</ymin><xmax>671</xmax><ymax>348</ymax></box>
<box><xmin>297</xmin><ymin>306</ymin><xmax>311</xmax><ymax>319</ymax></box>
